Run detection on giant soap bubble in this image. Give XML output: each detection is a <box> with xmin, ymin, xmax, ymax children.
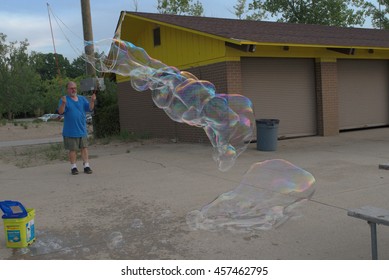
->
<box><xmin>186</xmin><ymin>159</ymin><xmax>316</xmax><ymax>232</ymax></box>
<box><xmin>83</xmin><ymin>39</ymin><xmax>255</xmax><ymax>171</ymax></box>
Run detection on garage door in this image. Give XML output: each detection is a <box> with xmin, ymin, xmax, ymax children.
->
<box><xmin>241</xmin><ymin>57</ymin><xmax>316</xmax><ymax>138</ymax></box>
<box><xmin>338</xmin><ymin>60</ymin><xmax>389</xmax><ymax>130</ymax></box>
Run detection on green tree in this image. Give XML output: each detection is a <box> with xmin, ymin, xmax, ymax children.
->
<box><xmin>69</xmin><ymin>55</ymin><xmax>86</xmax><ymax>78</ymax></box>
<box><xmin>365</xmin><ymin>0</ymin><xmax>389</xmax><ymax>29</ymax></box>
<box><xmin>93</xmin><ymin>78</ymin><xmax>120</xmax><ymax>138</ymax></box>
<box><xmin>0</xmin><ymin>33</ymin><xmax>9</xmax><ymax>119</ymax></box>
<box><xmin>157</xmin><ymin>0</ymin><xmax>204</xmax><ymax>16</ymax></box>
<box><xmin>16</xmin><ymin>55</ymin><xmax>42</xmax><ymax>117</ymax></box>
<box><xmin>233</xmin><ymin>0</ymin><xmax>247</xmax><ymax>19</ymax></box>
<box><xmin>40</xmin><ymin>77</ymin><xmax>67</xmax><ymax>115</ymax></box>
<box><xmin>0</xmin><ymin>37</ymin><xmax>41</xmax><ymax>119</ymax></box>
<box><xmin>232</xmin><ymin>0</ymin><xmax>265</xmax><ymax>20</ymax></box>
<box><xmin>30</xmin><ymin>52</ymin><xmax>71</xmax><ymax>80</ymax></box>
<box><xmin>244</xmin><ymin>0</ymin><xmax>367</xmax><ymax>27</ymax></box>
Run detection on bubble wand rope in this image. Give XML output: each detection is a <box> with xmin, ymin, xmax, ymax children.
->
<box><xmin>46</xmin><ymin>3</ymin><xmax>62</xmax><ymax>84</ymax></box>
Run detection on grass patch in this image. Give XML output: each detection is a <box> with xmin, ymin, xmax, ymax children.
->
<box><xmin>91</xmin><ymin>130</ymin><xmax>153</xmax><ymax>145</ymax></box>
<box><xmin>43</xmin><ymin>143</ymin><xmax>68</xmax><ymax>161</ymax></box>
<box><xmin>0</xmin><ymin>143</ymin><xmax>68</xmax><ymax>168</ymax></box>
<box><xmin>0</xmin><ymin>128</ymin><xmax>161</xmax><ymax>169</ymax></box>
<box><xmin>117</xmin><ymin>130</ymin><xmax>152</xmax><ymax>142</ymax></box>
<box><xmin>11</xmin><ymin>121</ymin><xmax>29</xmax><ymax>129</ymax></box>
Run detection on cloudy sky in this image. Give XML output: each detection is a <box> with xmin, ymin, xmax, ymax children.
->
<box><xmin>0</xmin><ymin>0</ymin><xmax>241</xmax><ymax>61</ymax></box>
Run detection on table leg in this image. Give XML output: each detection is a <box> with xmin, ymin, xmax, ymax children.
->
<box><xmin>368</xmin><ymin>222</ymin><xmax>378</xmax><ymax>260</ymax></box>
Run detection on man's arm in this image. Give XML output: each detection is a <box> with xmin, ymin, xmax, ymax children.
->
<box><xmin>89</xmin><ymin>93</ymin><xmax>96</xmax><ymax>111</ymax></box>
<box><xmin>58</xmin><ymin>96</ymin><xmax>67</xmax><ymax>115</ymax></box>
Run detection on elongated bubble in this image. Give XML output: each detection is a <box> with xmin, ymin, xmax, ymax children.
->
<box><xmin>186</xmin><ymin>159</ymin><xmax>316</xmax><ymax>232</ymax></box>
<box><xmin>83</xmin><ymin>39</ymin><xmax>255</xmax><ymax>171</ymax></box>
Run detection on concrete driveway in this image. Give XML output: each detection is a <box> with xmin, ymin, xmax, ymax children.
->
<box><xmin>1</xmin><ymin>128</ymin><xmax>389</xmax><ymax>259</ymax></box>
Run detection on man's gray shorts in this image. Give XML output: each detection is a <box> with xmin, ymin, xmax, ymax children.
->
<box><xmin>63</xmin><ymin>137</ymin><xmax>88</xmax><ymax>151</ymax></box>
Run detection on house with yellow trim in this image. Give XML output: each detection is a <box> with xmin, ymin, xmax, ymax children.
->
<box><xmin>114</xmin><ymin>12</ymin><xmax>389</xmax><ymax>142</ymax></box>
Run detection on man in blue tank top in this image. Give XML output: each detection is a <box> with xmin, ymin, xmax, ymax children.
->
<box><xmin>58</xmin><ymin>81</ymin><xmax>96</xmax><ymax>175</ymax></box>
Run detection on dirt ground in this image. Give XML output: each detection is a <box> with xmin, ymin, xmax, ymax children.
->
<box><xmin>0</xmin><ymin>120</ymin><xmax>63</xmax><ymax>141</ymax></box>
<box><xmin>0</xmin><ymin>120</ymin><xmax>146</xmax><ymax>168</ymax></box>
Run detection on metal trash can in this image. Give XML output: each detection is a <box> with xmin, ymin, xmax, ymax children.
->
<box><xmin>256</xmin><ymin>119</ymin><xmax>280</xmax><ymax>151</ymax></box>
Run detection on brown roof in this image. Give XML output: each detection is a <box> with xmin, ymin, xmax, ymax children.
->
<box><xmin>125</xmin><ymin>12</ymin><xmax>389</xmax><ymax>49</ymax></box>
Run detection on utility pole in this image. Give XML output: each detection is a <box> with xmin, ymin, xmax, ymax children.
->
<box><xmin>80</xmin><ymin>0</ymin><xmax>96</xmax><ymax>77</ymax></box>
<box><xmin>80</xmin><ymin>0</ymin><xmax>103</xmax><ymax>138</ymax></box>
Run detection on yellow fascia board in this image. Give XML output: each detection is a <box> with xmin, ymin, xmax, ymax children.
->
<box><xmin>223</xmin><ymin>35</ymin><xmax>389</xmax><ymax>50</ymax></box>
<box><xmin>117</xmin><ymin>75</ymin><xmax>131</xmax><ymax>83</ymax></box>
<box><xmin>240</xmin><ymin>41</ymin><xmax>389</xmax><ymax>51</ymax></box>
<box><xmin>315</xmin><ymin>58</ymin><xmax>337</xmax><ymax>63</ymax></box>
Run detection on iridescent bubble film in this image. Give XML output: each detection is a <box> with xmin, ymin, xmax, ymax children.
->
<box><xmin>83</xmin><ymin>39</ymin><xmax>255</xmax><ymax>171</ymax></box>
<box><xmin>186</xmin><ymin>159</ymin><xmax>316</xmax><ymax>232</ymax></box>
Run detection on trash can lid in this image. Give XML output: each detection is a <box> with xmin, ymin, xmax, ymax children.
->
<box><xmin>0</xmin><ymin>200</ymin><xmax>28</xmax><ymax>219</ymax></box>
<box><xmin>256</xmin><ymin>119</ymin><xmax>280</xmax><ymax>125</ymax></box>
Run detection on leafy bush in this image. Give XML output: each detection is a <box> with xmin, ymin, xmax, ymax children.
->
<box><xmin>93</xmin><ymin>79</ymin><xmax>120</xmax><ymax>138</ymax></box>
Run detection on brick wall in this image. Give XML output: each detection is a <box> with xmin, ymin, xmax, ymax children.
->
<box><xmin>315</xmin><ymin>61</ymin><xmax>339</xmax><ymax>136</ymax></box>
<box><xmin>187</xmin><ymin>62</ymin><xmax>229</xmax><ymax>93</ymax></box>
<box><xmin>117</xmin><ymin>82</ymin><xmax>176</xmax><ymax>139</ymax></box>
<box><xmin>117</xmin><ymin>62</ymin><xmax>230</xmax><ymax>143</ymax></box>
<box><xmin>226</xmin><ymin>61</ymin><xmax>243</xmax><ymax>95</ymax></box>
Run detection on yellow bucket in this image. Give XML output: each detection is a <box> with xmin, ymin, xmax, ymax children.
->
<box><xmin>0</xmin><ymin>201</ymin><xmax>36</xmax><ymax>248</ymax></box>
